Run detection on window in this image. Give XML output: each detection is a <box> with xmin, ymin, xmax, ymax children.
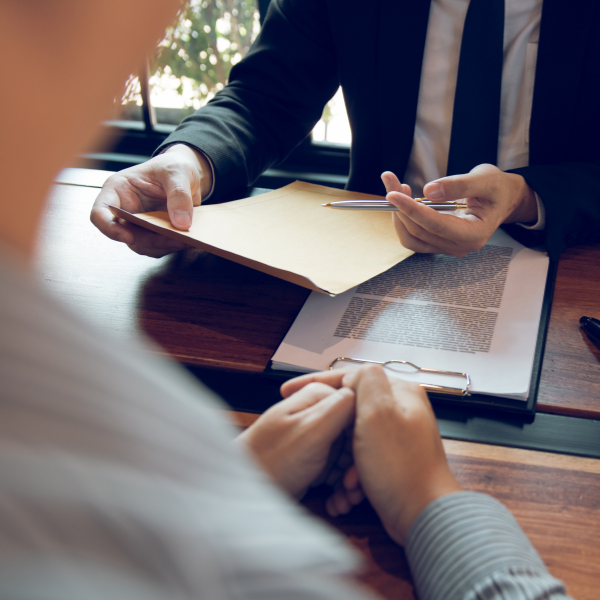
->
<box><xmin>90</xmin><ymin>0</ymin><xmax>350</xmax><ymax>187</ymax></box>
<box><xmin>312</xmin><ymin>89</ymin><xmax>351</xmax><ymax>146</ymax></box>
<box><xmin>151</xmin><ymin>0</ymin><xmax>262</xmax><ymax>125</ymax></box>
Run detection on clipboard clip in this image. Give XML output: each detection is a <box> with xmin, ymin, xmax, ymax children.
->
<box><xmin>328</xmin><ymin>357</ymin><xmax>471</xmax><ymax>397</ymax></box>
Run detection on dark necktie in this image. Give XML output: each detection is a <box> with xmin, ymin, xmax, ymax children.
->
<box><xmin>446</xmin><ymin>0</ymin><xmax>505</xmax><ymax>176</ymax></box>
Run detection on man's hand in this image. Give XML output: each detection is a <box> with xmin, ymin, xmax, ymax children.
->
<box><xmin>282</xmin><ymin>367</ymin><xmax>462</xmax><ymax>546</ymax></box>
<box><xmin>342</xmin><ymin>366</ymin><xmax>461</xmax><ymax>545</ymax></box>
<box><xmin>90</xmin><ymin>144</ymin><xmax>213</xmax><ymax>258</ymax></box>
<box><xmin>383</xmin><ymin>164</ymin><xmax>539</xmax><ymax>257</ymax></box>
<box><xmin>237</xmin><ymin>380</ymin><xmax>355</xmax><ymax>499</ymax></box>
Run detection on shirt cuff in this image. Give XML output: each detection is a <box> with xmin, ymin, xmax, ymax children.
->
<box><xmin>405</xmin><ymin>491</ymin><xmax>563</xmax><ymax>600</ymax></box>
<box><xmin>517</xmin><ymin>192</ymin><xmax>546</xmax><ymax>231</ymax></box>
<box><xmin>159</xmin><ymin>143</ymin><xmax>216</xmax><ymax>202</ymax></box>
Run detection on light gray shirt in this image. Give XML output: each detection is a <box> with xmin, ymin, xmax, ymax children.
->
<box><xmin>404</xmin><ymin>0</ymin><xmax>546</xmax><ymax>230</ymax></box>
<box><xmin>0</xmin><ymin>248</ymin><xmax>570</xmax><ymax>599</ymax></box>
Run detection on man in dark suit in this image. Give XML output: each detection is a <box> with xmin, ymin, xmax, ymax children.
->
<box><xmin>92</xmin><ymin>0</ymin><xmax>600</xmax><ymax>260</ymax></box>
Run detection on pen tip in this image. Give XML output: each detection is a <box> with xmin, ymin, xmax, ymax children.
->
<box><xmin>322</xmin><ymin>203</ymin><xmax>331</xmax><ymax>207</ymax></box>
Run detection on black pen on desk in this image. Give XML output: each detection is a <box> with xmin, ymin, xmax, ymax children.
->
<box><xmin>321</xmin><ymin>199</ymin><xmax>468</xmax><ymax>211</ymax></box>
<box><xmin>580</xmin><ymin>316</ymin><xmax>600</xmax><ymax>346</ymax></box>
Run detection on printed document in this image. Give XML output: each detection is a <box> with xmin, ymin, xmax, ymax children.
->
<box><xmin>272</xmin><ymin>229</ymin><xmax>549</xmax><ymax>400</ymax></box>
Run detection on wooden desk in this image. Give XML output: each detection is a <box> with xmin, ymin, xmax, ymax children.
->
<box><xmin>39</xmin><ymin>180</ymin><xmax>600</xmax><ymax>418</ymax></box>
<box><xmin>232</xmin><ymin>414</ymin><xmax>600</xmax><ymax>600</ymax></box>
<box><xmin>35</xmin><ymin>175</ymin><xmax>600</xmax><ymax>599</ymax></box>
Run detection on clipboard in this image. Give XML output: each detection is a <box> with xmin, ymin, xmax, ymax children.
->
<box><xmin>264</xmin><ymin>258</ymin><xmax>558</xmax><ymax>416</ymax></box>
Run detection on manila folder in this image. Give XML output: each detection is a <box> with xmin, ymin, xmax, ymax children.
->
<box><xmin>109</xmin><ymin>181</ymin><xmax>413</xmax><ymax>295</ymax></box>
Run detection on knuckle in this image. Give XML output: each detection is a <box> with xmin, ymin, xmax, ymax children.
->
<box><xmin>444</xmin><ymin>177</ymin><xmax>469</xmax><ymax>198</ymax></box>
<box><xmin>361</xmin><ymin>364</ymin><xmax>384</xmax><ymax>376</ymax></box>
<box><xmin>486</xmin><ymin>174</ymin><xmax>504</xmax><ymax>196</ymax></box>
<box><xmin>104</xmin><ymin>173</ymin><xmax>128</xmax><ymax>190</ymax></box>
<box><xmin>168</xmin><ymin>185</ymin><xmax>190</xmax><ymax>197</ymax></box>
<box><xmin>102</xmin><ymin>173</ymin><xmax>120</xmax><ymax>187</ymax></box>
<box><xmin>453</xmin><ymin>181</ymin><xmax>469</xmax><ymax>198</ymax></box>
<box><xmin>303</xmin><ymin>381</ymin><xmax>331</xmax><ymax>397</ymax></box>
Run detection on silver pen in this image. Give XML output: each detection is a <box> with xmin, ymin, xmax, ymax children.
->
<box><xmin>322</xmin><ymin>199</ymin><xmax>467</xmax><ymax>211</ymax></box>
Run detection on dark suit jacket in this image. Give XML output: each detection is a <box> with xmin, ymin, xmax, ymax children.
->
<box><xmin>158</xmin><ymin>0</ymin><xmax>600</xmax><ymax>258</ymax></box>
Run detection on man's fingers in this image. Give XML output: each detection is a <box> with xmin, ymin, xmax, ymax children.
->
<box><xmin>388</xmin><ymin>191</ymin><xmax>483</xmax><ymax>248</ymax></box>
<box><xmin>381</xmin><ymin>171</ymin><xmax>402</xmax><ymax>193</ymax></box>
<box><xmin>191</xmin><ymin>188</ymin><xmax>203</xmax><ymax>208</ymax></box>
<box><xmin>326</xmin><ymin>488</ymin><xmax>353</xmax><ymax>517</ymax></box>
<box><xmin>341</xmin><ymin>365</ymin><xmax>397</xmax><ymax>424</ymax></box>
<box><xmin>91</xmin><ymin>191</ymin><xmax>188</xmax><ymax>255</ymax></box>
<box><xmin>381</xmin><ymin>171</ymin><xmax>412</xmax><ymax>197</ymax></box>
<box><xmin>388</xmin><ymin>377</ymin><xmax>435</xmax><ymax>416</ymax></box>
<box><xmin>392</xmin><ymin>212</ymin><xmax>449</xmax><ymax>254</ymax></box>
<box><xmin>306</xmin><ymin>387</ymin><xmax>356</xmax><ymax>439</ymax></box>
<box><xmin>90</xmin><ymin>186</ymin><xmax>135</xmax><ymax>245</ymax></box>
<box><xmin>353</xmin><ymin>365</ymin><xmax>395</xmax><ymax>409</ymax></box>
<box><xmin>343</xmin><ymin>464</ymin><xmax>360</xmax><ymax>491</ymax></box>
<box><xmin>423</xmin><ymin>164</ymin><xmax>501</xmax><ymax>203</ymax></box>
<box><xmin>346</xmin><ymin>486</ymin><xmax>365</xmax><ymax>506</ymax></box>
<box><xmin>91</xmin><ymin>208</ymin><xmax>134</xmax><ymax>245</ymax></box>
<box><xmin>278</xmin><ymin>381</ymin><xmax>343</xmax><ymax>416</ymax></box>
<box><xmin>325</xmin><ymin>476</ymin><xmax>364</xmax><ymax>517</ymax></box>
<box><xmin>348</xmin><ymin>365</ymin><xmax>426</xmax><ymax>418</ymax></box>
<box><xmin>280</xmin><ymin>369</ymin><xmax>350</xmax><ymax>398</ymax></box>
<box><xmin>91</xmin><ymin>159</ymin><xmax>201</xmax><ymax>257</ymax></box>
<box><xmin>126</xmin><ymin>224</ymin><xmax>188</xmax><ymax>257</ymax></box>
<box><xmin>161</xmin><ymin>171</ymin><xmax>195</xmax><ymax>230</ymax></box>
<box><xmin>393</xmin><ymin>209</ymin><xmax>477</xmax><ymax>256</ymax></box>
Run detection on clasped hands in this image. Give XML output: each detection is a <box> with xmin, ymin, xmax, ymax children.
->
<box><xmin>237</xmin><ymin>366</ymin><xmax>462</xmax><ymax>546</ymax></box>
<box><xmin>91</xmin><ymin>144</ymin><xmax>539</xmax><ymax>259</ymax></box>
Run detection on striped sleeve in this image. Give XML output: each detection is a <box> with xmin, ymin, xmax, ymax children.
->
<box><xmin>405</xmin><ymin>491</ymin><xmax>573</xmax><ymax>600</ymax></box>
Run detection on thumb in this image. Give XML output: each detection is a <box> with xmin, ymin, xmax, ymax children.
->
<box><xmin>424</xmin><ymin>164</ymin><xmax>500</xmax><ymax>202</ymax></box>
<box><xmin>159</xmin><ymin>169</ymin><xmax>195</xmax><ymax>230</ymax></box>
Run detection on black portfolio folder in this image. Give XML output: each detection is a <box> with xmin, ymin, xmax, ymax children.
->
<box><xmin>265</xmin><ymin>259</ymin><xmax>558</xmax><ymax>416</ymax></box>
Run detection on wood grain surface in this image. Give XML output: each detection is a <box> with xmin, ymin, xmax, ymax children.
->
<box><xmin>36</xmin><ymin>182</ymin><xmax>600</xmax><ymax>417</ymax></box>
<box><xmin>36</xmin><ymin>178</ymin><xmax>600</xmax><ymax>599</ymax></box>
<box><xmin>537</xmin><ymin>245</ymin><xmax>600</xmax><ymax>418</ymax></box>
<box><xmin>230</xmin><ymin>411</ymin><xmax>600</xmax><ymax>600</ymax></box>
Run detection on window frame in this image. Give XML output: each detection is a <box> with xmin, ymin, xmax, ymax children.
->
<box><xmin>82</xmin><ymin>0</ymin><xmax>350</xmax><ymax>188</ymax></box>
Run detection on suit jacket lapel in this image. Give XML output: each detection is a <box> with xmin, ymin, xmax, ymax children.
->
<box><xmin>377</xmin><ymin>0</ymin><xmax>432</xmax><ymax>178</ymax></box>
<box><xmin>530</xmin><ymin>0</ymin><xmax>595</xmax><ymax>165</ymax></box>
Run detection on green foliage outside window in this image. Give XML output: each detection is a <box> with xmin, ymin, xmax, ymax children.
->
<box><xmin>154</xmin><ymin>0</ymin><xmax>259</xmax><ymax>92</ymax></box>
<box><xmin>118</xmin><ymin>0</ymin><xmax>348</xmax><ymax>143</ymax></box>
<box><xmin>120</xmin><ymin>0</ymin><xmax>260</xmax><ymax>122</ymax></box>
<box><xmin>160</xmin><ymin>0</ymin><xmax>261</xmax><ymax>120</ymax></box>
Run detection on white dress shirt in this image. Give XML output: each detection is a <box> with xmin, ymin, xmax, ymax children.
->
<box><xmin>404</xmin><ymin>0</ymin><xmax>545</xmax><ymax>228</ymax></box>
